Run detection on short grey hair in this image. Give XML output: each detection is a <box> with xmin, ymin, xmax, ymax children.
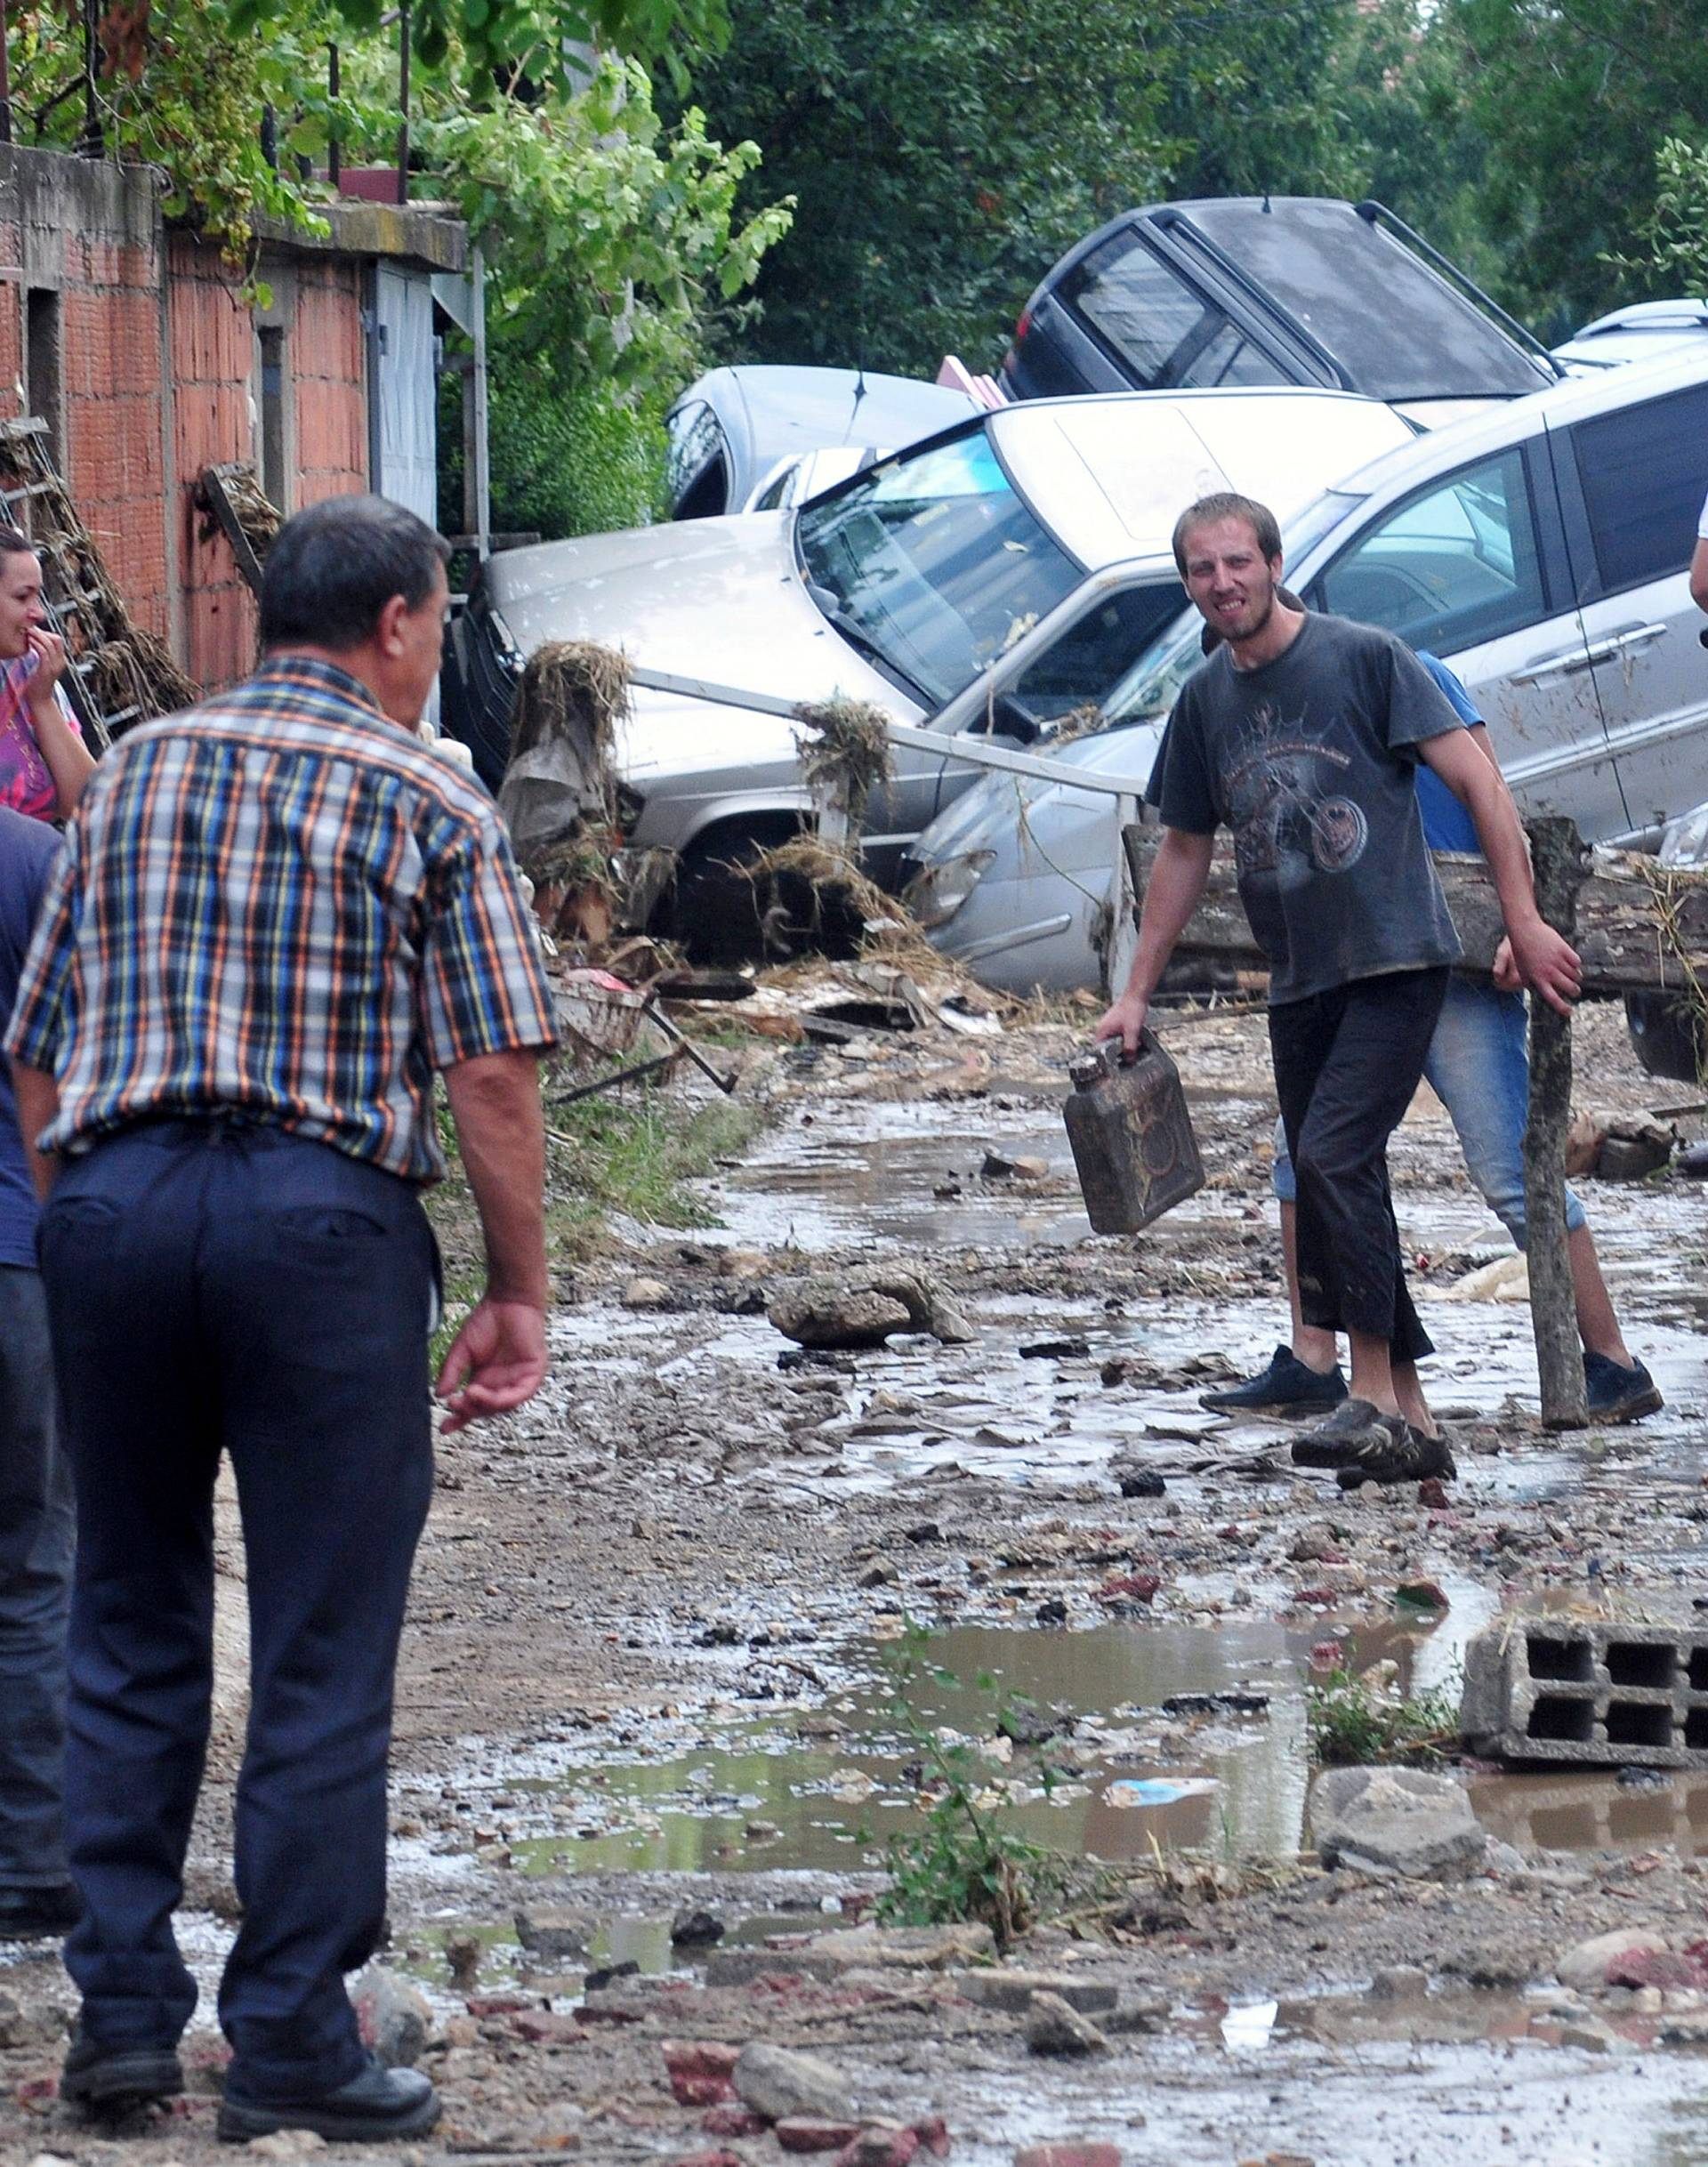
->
<box><xmin>261</xmin><ymin>495</ymin><xmax>450</xmax><ymax>651</ymax></box>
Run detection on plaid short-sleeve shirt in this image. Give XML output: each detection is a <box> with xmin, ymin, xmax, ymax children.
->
<box><xmin>4</xmin><ymin>657</ymin><xmax>558</xmax><ymax>1183</ymax></box>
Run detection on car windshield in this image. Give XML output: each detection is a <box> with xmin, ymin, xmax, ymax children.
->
<box><xmin>1183</xmin><ymin>202</ymin><xmax>1551</xmax><ymax>399</ymax></box>
<box><xmin>796</xmin><ymin>429</ymin><xmax>1082</xmax><ymax>705</ymax></box>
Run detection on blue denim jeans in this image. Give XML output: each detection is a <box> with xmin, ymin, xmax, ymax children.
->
<box><xmin>1272</xmin><ymin>975</ymin><xmax>1586</xmax><ymax>1247</ymax></box>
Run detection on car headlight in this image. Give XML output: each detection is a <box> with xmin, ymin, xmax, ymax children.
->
<box><xmin>904</xmin><ymin>850</ymin><xmax>995</xmax><ymax>930</ymax></box>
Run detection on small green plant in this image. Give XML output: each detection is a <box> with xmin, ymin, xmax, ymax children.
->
<box><xmin>1307</xmin><ymin>1664</ymin><xmax>1460</xmax><ymax>1767</ymax></box>
<box><xmin>543</xmin><ymin>1076</ymin><xmax>762</xmax><ymax>1234</ymax></box>
<box><xmin>873</xmin><ymin>1620</ymin><xmax>1073</xmax><ymax>1949</ymax></box>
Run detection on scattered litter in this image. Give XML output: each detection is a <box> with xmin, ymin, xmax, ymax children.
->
<box><xmin>1106</xmin><ymin>1777</ymin><xmax>1220</xmax><ymax>1808</ymax></box>
<box><xmin>1220</xmin><ymin>1999</ymin><xmax>1279</xmax><ymax>2052</ymax></box>
<box><xmin>1437</xmin><ymin>1253</ymin><xmax>1529</xmax><ymax>1302</ymax></box>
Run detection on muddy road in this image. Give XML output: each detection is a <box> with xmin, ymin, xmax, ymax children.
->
<box><xmin>5</xmin><ymin>994</ymin><xmax>1708</xmax><ymax>2165</ymax></box>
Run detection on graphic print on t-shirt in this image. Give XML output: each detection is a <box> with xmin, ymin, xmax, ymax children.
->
<box><xmin>1223</xmin><ymin>698</ymin><xmax>1371</xmax><ymax>893</ymax></box>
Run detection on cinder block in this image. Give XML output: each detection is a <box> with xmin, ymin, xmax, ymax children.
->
<box><xmin>1462</xmin><ymin>1618</ymin><xmax>1708</xmax><ymax>1768</ymax></box>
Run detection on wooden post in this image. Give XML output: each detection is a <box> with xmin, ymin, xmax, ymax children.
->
<box><xmin>1522</xmin><ymin>815</ymin><xmax>1588</xmax><ymax>1430</ymax></box>
<box><xmin>327</xmin><ymin>44</ymin><xmax>341</xmax><ymax>189</ymax></box>
<box><xmin>396</xmin><ymin>2</ymin><xmax>410</xmax><ymax>205</ymax></box>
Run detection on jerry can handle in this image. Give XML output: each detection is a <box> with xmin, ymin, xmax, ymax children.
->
<box><xmin>1069</xmin><ymin>1029</ymin><xmax>1156</xmax><ymax>1087</ymax></box>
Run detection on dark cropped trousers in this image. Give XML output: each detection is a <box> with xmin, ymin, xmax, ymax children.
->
<box><xmin>1268</xmin><ymin>966</ymin><xmax>1449</xmax><ymax>1365</ymax></box>
<box><xmin>38</xmin><ymin>1118</ymin><xmax>437</xmax><ymax>2102</ymax></box>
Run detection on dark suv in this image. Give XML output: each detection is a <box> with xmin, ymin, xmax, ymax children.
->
<box><xmin>1002</xmin><ymin>197</ymin><xmax>1559</xmax><ymax>427</ymax></box>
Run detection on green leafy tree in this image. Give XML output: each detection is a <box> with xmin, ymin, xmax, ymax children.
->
<box><xmin>423</xmin><ymin>57</ymin><xmax>791</xmax><ymax>396</ymax></box>
<box><xmin>1157</xmin><ymin>0</ymin><xmax>1366</xmax><ymax>203</ymax></box>
<box><xmin>1446</xmin><ymin>0</ymin><xmax>1708</xmax><ymax>330</ymax></box>
<box><xmin>1605</xmin><ymin>135</ymin><xmax>1708</xmax><ymax>297</ymax></box>
<box><xmin>668</xmin><ymin>0</ymin><xmax>1188</xmax><ymax>375</ymax></box>
<box><xmin>423</xmin><ymin>57</ymin><xmax>792</xmax><ymax>536</ymax></box>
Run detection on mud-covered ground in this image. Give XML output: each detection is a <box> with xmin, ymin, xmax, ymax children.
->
<box><xmin>6</xmin><ymin>991</ymin><xmax>1708</xmax><ymax>2165</ymax></box>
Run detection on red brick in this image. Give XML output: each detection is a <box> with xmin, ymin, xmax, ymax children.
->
<box><xmin>700</xmin><ymin>2106</ymin><xmax>766</xmax><ymax>2136</ymax></box>
<box><xmin>777</xmin><ymin>2119</ymin><xmax>863</xmax><ymax>2153</ymax></box>
<box><xmin>662</xmin><ymin>2040</ymin><xmax>740</xmax><ymax>2106</ymax></box>
<box><xmin>508</xmin><ymin>2010</ymin><xmax>585</xmax><ymax>2044</ymax></box>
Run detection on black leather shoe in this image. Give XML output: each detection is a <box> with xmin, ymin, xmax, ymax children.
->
<box><xmin>61</xmin><ymin>2031</ymin><xmax>184</xmax><ymax>2113</ymax></box>
<box><xmin>218</xmin><ymin>2055</ymin><xmax>441</xmax><ymax>2144</ymax></box>
<box><xmin>0</xmin><ymin>1881</ymin><xmax>81</xmax><ymax>1938</ymax></box>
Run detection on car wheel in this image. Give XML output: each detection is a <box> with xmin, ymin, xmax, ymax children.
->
<box><xmin>665</xmin><ymin>825</ymin><xmax>865</xmax><ymax>967</ymax></box>
<box><xmin>1624</xmin><ymin>990</ymin><xmax>1707</xmax><ymax>1084</ymax></box>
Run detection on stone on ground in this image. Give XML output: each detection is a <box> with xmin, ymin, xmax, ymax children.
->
<box><xmin>1557</xmin><ymin>1926</ymin><xmax>1677</xmax><ymax>1993</ymax></box>
<box><xmin>959</xmin><ymin>1970</ymin><xmax>1118</xmax><ymax>2014</ymax></box>
<box><xmin>768</xmin><ymin>1267</ymin><xmax>975</xmax><ymax>1350</ymax></box>
<box><xmin>1024</xmin><ymin>1991</ymin><xmax>1110</xmax><ymax>2057</ymax></box>
<box><xmin>514</xmin><ymin>1906</ymin><xmax>588</xmax><ymax>1962</ymax></box>
<box><xmin>733</xmin><ymin>2042</ymin><xmax>858</xmax><ymax>2123</ymax></box>
<box><xmin>1309</xmin><ymin>1766</ymin><xmax>1485</xmax><ymax>1877</ymax></box>
<box><xmin>350</xmin><ymin>1962</ymin><xmax>432</xmax><ymax>2066</ymax></box>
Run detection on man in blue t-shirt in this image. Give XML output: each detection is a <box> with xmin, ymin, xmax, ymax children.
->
<box><xmin>0</xmin><ymin>802</ymin><xmax>77</xmax><ymax>1935</ymax></box>
<box><xmin>1204</xmin><ymin>651</ymin><xmax>1660</xmax><ymax>1428</ymax></box>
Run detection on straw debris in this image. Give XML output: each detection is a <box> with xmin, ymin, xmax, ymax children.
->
<box><xmin>508</xmin><ymin>640</ymin><xmax>630</xmax><ymax>799</ymax></box>
<box><xmin>793</xmin><ymin>696</ymin><xmax>895</xmax><ymax>832</ymax></box>
<box><xmin>748</xmin><ymin>831</ymin><xmax>943</xmax><ymax>971</ymax></box>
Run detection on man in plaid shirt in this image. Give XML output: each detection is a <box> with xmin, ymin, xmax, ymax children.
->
<box><xmin>5</xmin><ymin>495</ymin><xmax>558</xmax><ymax>2143</ymax></box>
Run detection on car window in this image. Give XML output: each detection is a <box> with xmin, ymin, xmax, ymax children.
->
<box><xmin>1012</xmin><ymin>584</ymin><xmax>1189</xmax><ymax>722</ymax></box>
<box><xmin>1063</xmin><ymin>232</ymin><xmax>1294</xmax><ymax>392</ymax></box>
<box><xmin>1570</xmin><ymin>380</ymin><xmax>1708</xmax><ymax>595</ymax></box>
<box><xmin>751</xmin><ymin>465</ymin><xmax>794</xmax><ymax>512</ymax></box>
<box><xmin>1106</xmin><ymin>610</ymin><xmax>1209</xmax><ymax>724</ymax></box>
<box><xmin>797</xmin><ymin>430</ymin><xmax>1081</xmax><ymax>705</ymax></box>
<box><xmin>1311</xmin><ymin>447</ymin><xmax>1547</xmax><ymax>653</ymax></box>
<box><xmin>666</xmin><ymin>401</ymin><xmax>729</xmax><ymax>518</ymax></box>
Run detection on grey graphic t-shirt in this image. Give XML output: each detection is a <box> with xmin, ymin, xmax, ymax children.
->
<box><xmin>1147</xmin><ymin>611</ymin><xmax>1465</xmax><ymax>1005</ymax></box>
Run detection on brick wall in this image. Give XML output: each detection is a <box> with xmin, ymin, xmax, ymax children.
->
<box><xmin>292</xmin><ymin>258</ymin><xmax>368</xmax><ymax>508</ymax></box>
<box><xmin>0</xmin><ymin>150</ymin><xmax>172</xmax><ymax>642</ymax></box>
<box><xmin>63</xmin><ymin>242</ymin><xmax>171</xmax><ymax>642</ymax></box>
<box><xmin>0</xmin><ymin>148</ymin><xmax>464</xmax><ymax>697</ymax></box>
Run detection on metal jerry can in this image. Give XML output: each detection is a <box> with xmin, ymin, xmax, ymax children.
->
<box><xmin>1063</xmin><ymin>1033</ymin><xmax>1204</xmax><ymax>1234</ymax></box>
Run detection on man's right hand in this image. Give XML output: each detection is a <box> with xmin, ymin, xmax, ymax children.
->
<box><xmin>435</xmin><ymin>1296</ymin><xmax>548</xmax><ymax>1434</ymax></box>
<box><xmin>1093</xmin><ymin>992</ymin><xmax>1149</xmax><ymax>1061</ymax></box>
<box><xmin>1507</xmin><ymin>915</ymin><xmax>1583</xmax><ymax>1017</ymax></box>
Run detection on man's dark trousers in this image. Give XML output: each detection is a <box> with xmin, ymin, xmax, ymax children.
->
<box><xmin>1269</xmin><ymin>966</ymin><xmax>1449</xmax><ymax>1363</ymax></box>
<box><xmin>37</xmin><ymin>1118</ymin><xmax>436</xmax><ymax>2101</ymax></box>
<box><xmin>0</xmin><ymin>1265</ymin><xmax>74</xmax><ymax>1893</ymax></box>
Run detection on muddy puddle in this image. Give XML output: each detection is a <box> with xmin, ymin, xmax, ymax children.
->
<box><xmin>399</xmin><ymin>1592</ymin><xmax>1553</xmax><ymax>1933</ymax></box>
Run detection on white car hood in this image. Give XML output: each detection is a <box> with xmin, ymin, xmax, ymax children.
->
<box><xmin>483</xmin><ymin>512</ymin><xmax>909</xmax><ymax>723</ymax></box>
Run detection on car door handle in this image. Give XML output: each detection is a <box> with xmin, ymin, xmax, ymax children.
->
<box><xmin>1512</xmin><ymin>623</ymin><xmax>1670</xmax><ymax>683</ymax></box>
<box><xmin>1590</xmin><ymin>621</ymin><xmax>1669</xmax><ymax>660</ymax></box>
<box><xmin>1510</xmin><ymin>645</ymin><xmax>1600</xmax><ymax>684</ymax></box>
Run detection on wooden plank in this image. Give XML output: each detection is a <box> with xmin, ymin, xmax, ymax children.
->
<box><xmin>1522</xmin><ymin>818</ymin><xmax>1588</xmax><ymax>1429</ymax></box>
<box><xmin>1120</xmin><ymin>823</ymin><xmax>1708</xmax><ymax>999</ymax></box>
<box><xmin>195</xmin><ymin>463</ymin><xmax>267</xmax><ymax>597</ymax></box>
